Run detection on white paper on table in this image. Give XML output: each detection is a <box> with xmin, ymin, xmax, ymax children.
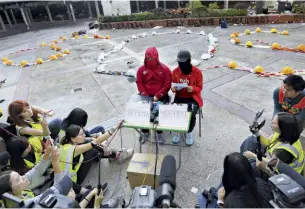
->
<box><xmin>172</xmin><ymin>83</ymin><xmax>188</xmax><ymax>90</ymax></box>
<box><xmin>159</xmin><ymin>104</ymin><xmax>188</xmax><ymax>129</ymax></box>
<box><xmin>124</xmin><ymin>102</ymin><xmax>151</xmax><ymax>126</ymax></box>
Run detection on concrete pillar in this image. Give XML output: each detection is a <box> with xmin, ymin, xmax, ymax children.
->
<box><xmin>164</xmin><ymin>0</ymin><xmax>167</xmax><ymax>9</ymax></box>
<box><xmin>20</xmin><ymin>8</ymin><xmax>30</xmax><ymax>30</ymax></box>
<box><xmin>66</xmin><ymin>3</ymin><xmax>72</xmax><ymax>20</ymax></box>
<box><xmin>24</xmin><ymin>9</ymin><xmax>32</xmax><ymax>25</ymax></box>
<box><xmin>3</xmin><ymin>10</ymin><xmax>12</xmax><ymax>28</ymax></box>
<box><xmin>45</xmin><ymin>5</ymin><xmax>53</xmax><ymax>23</ymax></box>
<box><xmin>177</xmin><ymin>0</ymin><xmax>180</xmax><ymax>8</ymax></box>
<box><xmin>155</xmin><ymin>0</ymin><xmax>158</xmax><ymax>8</ymax></box>
<box><xmin>136</xmin><ymin>0</ymin><xmax>140</xmax><ymax>12</ymax></box>
<box><xmin>95</xmin><ymin>0</ymin><xmax>101</xmax><ymax>17</ymax></box>
<box><xmin>224</xmin><ymin>0</ymin><xmax>229</xmax><ymax>9</ymax></box>
<box><xmin>87</xmin><ymin>1</ymin><xmax>92</xmax><ymax>18</ymax></box>
<box><xmin>69</xmin><ymin>3</ymin><xmax>76</xmax><ymax>22</ymax></box>
<box><xmin>27</xmin><ymin>7</ymin><xmax>34</xmax><ymax>23</ymax></box>
<box><xmin>10</xmin><ymin>9</ymin><xmax>17</xmax><ymax>24</ymax></box>
<box><xmin>0</xmin><ymin>15</ymin><xmax>7</xmax><ymax>32</ymax></box>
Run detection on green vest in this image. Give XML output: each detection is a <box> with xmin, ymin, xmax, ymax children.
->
<box><xmin>59</xmin><ymin>144</ymin><xmax>83</xmax><ymax>182</ymax></box>
<box><xmin>266</xmin><ymin>134</ymin><xmax>305</xmax><ymax>174</ymax></box>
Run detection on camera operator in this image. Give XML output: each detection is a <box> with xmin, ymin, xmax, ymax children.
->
<box><xmin>0</xmin><ymin>140</ymin><xmax>69</xmax><ymax>205</ymax></box>
<box><xmin>197</xmin><ymin>153</ymin><xmax>273</xmax><ymax>208</ymax></box>
<box><xmin>241</xmin><ymin>112</ymin><xmax>304</xmax><ymax>174</ymax></box>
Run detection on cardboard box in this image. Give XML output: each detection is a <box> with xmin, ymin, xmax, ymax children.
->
<box><xmin>127</xmin><ymin>153</ymin><xmax>164</xmax><ymax>189</ymax></box>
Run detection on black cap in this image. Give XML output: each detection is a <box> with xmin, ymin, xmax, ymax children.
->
<box><xmin>176</xmin><ymin>50</ymin><xmax>191</xmax><ymax>62</ymax></box>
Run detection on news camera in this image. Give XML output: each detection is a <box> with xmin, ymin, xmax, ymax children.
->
<box><xmin>268</xmin><ymin>161</ymin><xmax>305</xmax><ymax>208</ymax></box>
<box><xmin>129</xmin><ymin>155</ymin><xmax>179</xmax><ymax>208</ymax></box>
<box><xmin>1</xmin><ymin>190</ymin><xmax>80</xmax><ymax>208</ymax></box>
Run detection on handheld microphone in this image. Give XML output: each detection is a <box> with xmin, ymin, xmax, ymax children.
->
<box><xmin>155</xmin><ymin>155</ymin><xmax>177</xmax><ymax>208</ymax></box>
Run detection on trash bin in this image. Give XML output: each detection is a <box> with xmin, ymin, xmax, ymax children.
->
<box><xmin>221</xmin><ymin>20</ymin><xmax>228</xmax><ymax>28</ymax></box>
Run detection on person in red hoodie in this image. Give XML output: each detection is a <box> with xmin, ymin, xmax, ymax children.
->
<box><xmin>136</xmin><ymin>47</ymin><xmax>172</xmax><ymax>144</ymax></box>
<box><xmin>171</xmin><ymin>50</ymin><xmax>203</xmax><ymax>145</ymax></box>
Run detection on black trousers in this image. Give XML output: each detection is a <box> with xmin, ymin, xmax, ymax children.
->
<box><xmin>174</xmin><ymin>97</ymin><xmax>199</xmax><ymax>133</ymax></box>
<box><xmin>77</xmin><ymin>149</ymin><xmax>98</xmax><ymax>185</ymax></box>
<box><xmin>142</xmin><ymin>94</ymin><xmax>170</xmax><ymax>134</ymax></box>
<box><xmin>76</xmin><ymin>148</ymin><xmax>118</xmax><ymax>185</ymax></box>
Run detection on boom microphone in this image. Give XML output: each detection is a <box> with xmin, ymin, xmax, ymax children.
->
<box><xmin>155</xmin><ymin>155</ymin><xmax>177</xmax><ymax>208</ymax></box>
<box><xmin>277</xmin><ymin>162</ymin><xmax>305</xmax><ymax>189</ymax></box>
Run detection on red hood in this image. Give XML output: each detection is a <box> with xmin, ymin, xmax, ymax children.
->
<box><xmin>144</xmin><ymin>47</ymin><xmax>159</xmax><ymax>62</ymax></box>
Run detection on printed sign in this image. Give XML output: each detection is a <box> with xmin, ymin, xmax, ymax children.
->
<box><xmin>124</xmin><ymin>102</ymin><xmax>151</xmax><ymax>125</ymax></box>
<box><xmin>158</xmin><ymin>104</ymin><xmax>188</xmax><ymax>129</ymax></box>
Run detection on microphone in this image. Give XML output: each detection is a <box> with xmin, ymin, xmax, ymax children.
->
<box><xmin>38</xmin><ymin>175</ymin><xmax>73</xmax><ymax>208</ymax></box>
<box><xmin>0</xmin><ymin>151</ymin><xmax>10</xmax><ymax>169</ymax></box>
<box><xmin>277</xmin><ymin>162</ymin><xmax>305</xmax><ymax>189</ymax></box>
<box><xmin>155</xmin><ymin>155</ymin><xmax>177</xmax><ymax>208</ymax></box>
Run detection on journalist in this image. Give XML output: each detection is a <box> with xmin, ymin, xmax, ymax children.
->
<box><xmin>59</xmin><ymin>121</ymin><xmax>133</xmax><ymax>184</ymax></box>
<box><xmin>197</xmin><ymin>153</ymin><xmax>273</xmax><ymax>208</ymax></box>
<box><xmin>0</xmin><ymin>141</ymin><xmax>70</xmax><ymax>206</ymax></box>
<box><xmin>6</xmin><ymin>136</ymin><xmax>48</xmax><ymax>176</ymax></box>
<box><xmin>241</xmin><ymin>112</ymin><xmax>304</xmax><ymax>174</ymax></box>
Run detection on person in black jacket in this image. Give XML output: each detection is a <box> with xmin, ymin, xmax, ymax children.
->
<box><xmin>197</xmin><ymin>152</ymin><xmax>273</xmax><ymax>208</ymax></box>
<box><xmin>219</xmin><ymin>152</ymin><xmax>273</xmax><ymax>208</ymax></box>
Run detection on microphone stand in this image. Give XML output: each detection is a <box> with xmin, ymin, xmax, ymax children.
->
<box><xmin>97</xmin><ymin>152</ymin><xmax>102</xmax><ymax>194</ymax></box>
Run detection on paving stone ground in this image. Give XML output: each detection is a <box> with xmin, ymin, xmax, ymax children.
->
<box><xmin>1</xmin><ymin>21</ymin><xmax>305</xmax><ymax>207</ymax></box>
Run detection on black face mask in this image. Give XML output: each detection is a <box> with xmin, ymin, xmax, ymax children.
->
<box><xmin>178</xmin><ymin>61</ymin><xmax>192</xmax><ymax>75</ymax></box>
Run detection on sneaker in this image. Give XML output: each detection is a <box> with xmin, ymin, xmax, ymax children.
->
<box><xmin>156</xmin><ymin>133</ymin><xmax>165</xmax><ymax>144</ymax></box>
<box><xmin>185</xmin><ymin>132</ymin><xmax>194</xmax><ymax>145</ymax></box>
<box><xmin>141</xmin><ymin>132</ymin><xmax>149</xmax><ymax>144</ymax></box>
<box><xmin>112</xmin><ymin>148</ymin><xmax>134</xmax><ymax>164</ymax></box>
<box><xmin>172</xmin><ymin>133</ymin><xmax>180</xmax><ymax>144</ymax></box>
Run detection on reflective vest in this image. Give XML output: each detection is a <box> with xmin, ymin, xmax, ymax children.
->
<box><xmin>23</xmin><ymin>148</ymin><xmax>41</xmax><ymax>169</ymax></box>
<box><xmin>266</xmin><ymin>133</ymin><xmax>305</xmax><ymax>174</ymax></box>
<box><xmin>17</xmin><ymin>119</ymin><xmax>45</xmax><ymax>167</ymax></box>
<box><xmin>0</xmin><ymin>190</ymin><xmax>34</xmax><ymax>208</ymax></box>
<box><xmin>278</xmin><ymin>85</ymin><xmax>305</xmax><ymax>114</ymax></box>
<box><xmin>21</xmin><ymin>190</ymin><xmax>35</xmax><ymax>199</ymax></box>
<box><xmin>59</xmin><ymin>144</ymin><xmax>83</xmax><ymax>182</ymax></box>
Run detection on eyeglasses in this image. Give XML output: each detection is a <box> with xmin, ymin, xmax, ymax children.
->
<box><xmin>78</xmin><ymin>133</ymin><xmax>85</xmax><ymax>136</ymax></box>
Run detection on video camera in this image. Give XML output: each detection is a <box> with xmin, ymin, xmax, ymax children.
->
<box><xmin>1</xmin><ymin>190</ymin><xmax>80</xmax><ymax>208</ymax></box>
<box><xmin>130</xmin><ymin>155</ymin><xmax>178</xmax><ymax>208</ymax></box>
<box><xmin>268</xmin><ymin>161</ymin><xmax>305</xmax><ymax>208</ymax></box>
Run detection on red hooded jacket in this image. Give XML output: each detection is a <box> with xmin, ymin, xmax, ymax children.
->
<box><xmin>136</xmin><ymin>47</ymin><xmax>172</xmax><ymax>99</ymax></box>
<box><xmin>172</xmin><ymin>66</ymin><xmax>203</xmax><ymax>107</ymax></box>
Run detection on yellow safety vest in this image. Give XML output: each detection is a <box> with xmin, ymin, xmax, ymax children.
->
<box><xmin>265</xmin><ymin>133</ymin><xmax>305</xmax><ymax>174</ymax></box>
<box><xmin>59</xmin><ymin>144</ymin><xmax>83</xmax><ymax>182</ymax></box>
<box><xmin>23</xmin><ymin>149</ymin><xmax>41</xmax><ymax>169</ymax></box>
<box><xmin>21</xmin><ymin>190</ymin><xmax>35</xmax><ymax>199</ymax></box>
<box><xmin>17</xmin><ymin>119</ymin><xmax>44</xmax><ymax>167</ymax></box>
<box><xmin>0</xmin><ymin>190</ymin><xmax>34</xmax><ymax>208</ymax></box>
